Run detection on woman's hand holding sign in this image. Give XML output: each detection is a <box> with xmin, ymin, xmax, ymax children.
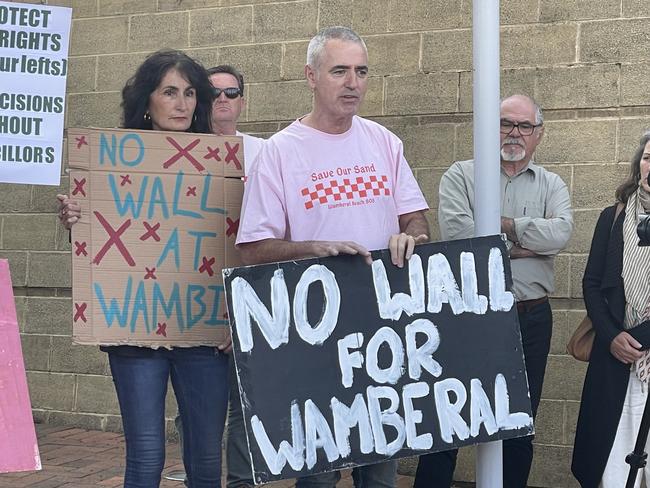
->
<box><xmin>56</xmin><ymin>194</ymin><xmax>81</xmax><ymax>229</ymax></box>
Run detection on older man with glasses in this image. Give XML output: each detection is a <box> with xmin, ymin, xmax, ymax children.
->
<box><xmin>414</xmin><ymin>94</ymin><xmax>574</xmax><ymax>488</ymax></box>
<box><xmin>207</xmin><ymin>66</ymin><xmax>269</xmax><ymax>488</ymax></box>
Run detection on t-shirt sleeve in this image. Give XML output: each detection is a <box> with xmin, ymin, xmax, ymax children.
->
<box><xmin>242</xmin><ymin>134</ymin><xmax>265</xmax><ymax>176</ymax></box>
<box><xmin>236</xmin><ymin>142</ymin><xmax>287</xmax><ymax>245</ymax></box>
<box><xmin>392</xmin><ymin>138</ymin><xmax>429</xmax><ymax>215</ymax></box>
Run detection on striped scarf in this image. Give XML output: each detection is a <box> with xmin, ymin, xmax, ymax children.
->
<box><xmin>623</xmin><ymin>188</ymin><xmax>650</xmax><ymax>381</ymax></box>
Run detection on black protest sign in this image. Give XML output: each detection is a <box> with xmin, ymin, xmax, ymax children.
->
<box><xmin>223</xmin><ymin>235</ymin><xmax>533</xmax><ymax>483</ymax></box>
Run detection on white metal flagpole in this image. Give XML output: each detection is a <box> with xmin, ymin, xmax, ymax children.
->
<box><xmin>472</xmin><ymin>0</ymin><xmax>503</xmax><ymax>486</ymax></box>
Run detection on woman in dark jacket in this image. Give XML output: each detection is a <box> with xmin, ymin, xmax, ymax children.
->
<box><xmin>573</xmin><ymin>131</ymin><xmax>650</xmax><ymax>487</ymax></box>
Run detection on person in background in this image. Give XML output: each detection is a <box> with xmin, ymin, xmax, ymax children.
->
<box><xmin>170</xmin><ymin>63</ymin><xmax>268</xmax><ymax>487</ymax></box>
<box><xmin>573</xmin><ymin>131</ymin><xmax>650</xmax><ymax>487</ymax></box>
<box><xmin>416</xmin><ymin>94</ymin><xmax>573</xmax><ymax>488</ymax></box>
<box><xmin>57</xmin><ymin>49</ymin><xmax>229</xmax><ymax>488</ymax></box>
<box><xmin>207</xmin><ymin>64</ymin><xmax>265</xmax><ymax>166</ymax></box>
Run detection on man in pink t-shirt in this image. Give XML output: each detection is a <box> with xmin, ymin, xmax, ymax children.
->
<box><xmin>234</xmin><ymin>26</ymin><xmax>429</xmax><ymax>488</ymax></box>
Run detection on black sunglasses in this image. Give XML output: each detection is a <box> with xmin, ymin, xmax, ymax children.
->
<box><xmin>213</xmin><ymin>87</ymin><xmax>242</xmax><ymax>99</ymax></box>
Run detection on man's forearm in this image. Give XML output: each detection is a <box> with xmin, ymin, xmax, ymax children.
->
<box><xmin>509</xmin><ymin>244</ymin><xmax>539</xmax><ymax>259</ymax></box>
<box><xmin>503</xmin><ymin>218</ymin><xmax>541</xmax><ymax>257</ymax></box>
<box><xmin>238</xmin><ymin>239</ymin><xmax>372</xmax><ymax>266</ymax></box>
<box><xmin>513</xmin><ymin>216</ymin><xmax>573</xmax><ymax>255</ymax></box>
<box><xmin>508</xmin><ymin>178</ymin><xmax>574</xmax><ymax>255</ymax></box>
<box><xmin>238</xmin><ymin>239</ymin><xmax>317</xmax><ymax>265</ymax></box>
<box><xmin>399</xmin><ymin>210</ymin><xmax>429</xmax><ymax>241</ymax></box>
<box><xmin>501</xmin><ymin>217</ymin><xmax>518</xmax><ymax>242</ymax></box>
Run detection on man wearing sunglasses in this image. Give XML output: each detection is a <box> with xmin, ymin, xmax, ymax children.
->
<box><xmin>166</xmin><ymin>64</ymin><xmax>267</xmax><ymax>486</ymax></box>
<box><xmin>234</xmin><ymin>26</ymin><xmax>429</xmax><ymax>488</ymax></box>
<box><xmin>208</xmin><ymin>65</ymin><xmax>265</xmax><ymax>172</ymax></box>
<box><xmin>414</xmin><ymin>94</ymin><xmax>574</xmax><ymax>488</ymax></box>
<box><xmin>207</xmin><ymin>66</ymin><xmax>269</xmax><ymax>488</ymax></box>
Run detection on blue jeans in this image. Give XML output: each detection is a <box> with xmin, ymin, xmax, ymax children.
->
<box><xmin>108</xmin><ymin>346</ymin><xmax>229</xmax><ymax>488</ymax></box>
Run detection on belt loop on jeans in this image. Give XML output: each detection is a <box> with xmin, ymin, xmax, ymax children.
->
<box><xmin>516</xmin><ymin>295</ymin><xmax>548</xmax><ymax>313</ymax></box>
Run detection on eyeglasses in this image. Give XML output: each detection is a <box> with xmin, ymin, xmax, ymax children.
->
<box><xmin>500</xmin><ymin>119</ymin><xmax>542</xmax><ymax>136</ymax></box>
<box><xmin>213</xmin><ymin>87</ymin><xmax>242</xmax><ymax>99</ymax></box>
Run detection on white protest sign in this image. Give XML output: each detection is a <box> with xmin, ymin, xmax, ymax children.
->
<box><xmin>0</xmin><ymin>1</ymin><xmax>72</xmax><ymax>185</ymax></box>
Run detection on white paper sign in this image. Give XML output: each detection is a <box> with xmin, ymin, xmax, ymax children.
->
<box><xmin>0</xmin><ymin>1</ymin><xmax>72</xmax><ymax>186</ymax></box>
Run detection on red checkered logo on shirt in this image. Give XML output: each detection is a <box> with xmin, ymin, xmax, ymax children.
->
<box><xmin>300</xmin><ymin>175</ymin><xmax>391</xmax><ymax>210</ymax></box>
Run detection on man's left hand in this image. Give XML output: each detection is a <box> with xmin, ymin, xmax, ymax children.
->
<box><xmin>389</xmin><ymin>232</ymin><xmax>428</xmax><ymax>268</ymax></box>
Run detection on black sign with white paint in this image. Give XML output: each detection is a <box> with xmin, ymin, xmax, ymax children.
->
<box><xmin>223</xmin><ymin>235</ymin><xmax>533</xmax><ymax>483</ymax></box>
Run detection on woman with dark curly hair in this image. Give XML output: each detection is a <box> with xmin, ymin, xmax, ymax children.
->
<box><xmin>120</xmin><ymin>49</ymin><xmax>213</xmax><ymax>133</ymax></box>
<box><xmin>57</xmin><ymin>50</ymin><xmax>228</xmax><ymax>488</ymax></box>
<box><xmin>573</xmin><ymin>131</ymin><xmax>650</xmax><ymax>487</ymax></box>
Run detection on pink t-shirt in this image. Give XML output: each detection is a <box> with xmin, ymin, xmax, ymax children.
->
<box><xmin>236</xmin><ymin>116</ymin><xmax>428</xmax><ymax>251</ymax></box>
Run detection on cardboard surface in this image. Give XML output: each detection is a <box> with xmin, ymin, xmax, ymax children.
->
<box><xmin>69</xmin><ymin>128</ymin><xmax>244</xmax><ymax>347</ymax></box>
<box><xmin>224</xmin><ymin>236</ymin><xmax>533</xmax><ymax>483</ymax></box>
<box><xmin>0</xmin><ymin>260</ymin><xmax>41</xmax><ymax>473</ymax></box>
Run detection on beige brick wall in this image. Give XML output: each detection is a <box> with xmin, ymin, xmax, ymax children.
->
<box><xmin>3</xmin><ymin>0</ymin><xmax>649</xmax><ymax>486</ymax></box>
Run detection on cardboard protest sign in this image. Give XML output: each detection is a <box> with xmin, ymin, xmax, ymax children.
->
<box><xmin>69</xmin><ymin>127</ymin><xmax>244</xmax><ymax>347</ymax></box>
<box><xmin>0</xmin><ymin>1</ymin><xmax>72</xmax><ymax>185</ymax></box>
<box><xmin>0</xmin><ymin>260</ymin><xmax>41</xmax><ymax>473</ymax></box>
<box><xmin>223</xmin><ymin>235</ymin><xmax>533</xmax><ymax>483</ymax></box>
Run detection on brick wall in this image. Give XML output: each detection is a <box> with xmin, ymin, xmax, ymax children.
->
<box><xmin>3</xmin><ymin>0</ymin><xmax>649</xmax><ymax>486</ymax></box>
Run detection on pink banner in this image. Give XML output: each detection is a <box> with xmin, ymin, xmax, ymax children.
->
<box><xmin>0</xmin><ymin>259</ymin><xmax>40</xmax><ymax>473</ymax></box>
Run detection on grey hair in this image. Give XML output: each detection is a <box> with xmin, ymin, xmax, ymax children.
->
<box><xmin>306</xmin><ymin>26</ymin><xmax>367</xmax><ymax>68</ymax></box>
<box><xmin>501</xmin><ymin>94</ymin><xmax>544</xmax><ymax>125</ymax></box>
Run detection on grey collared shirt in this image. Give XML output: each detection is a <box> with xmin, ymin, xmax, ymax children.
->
<box><xmin>438</xmin><ymin>159</ymin><xmax>574</xmax><ymax>301</ymax></box>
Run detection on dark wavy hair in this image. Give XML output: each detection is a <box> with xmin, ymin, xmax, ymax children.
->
<box><xmin>207</xmin><ymin>65</ymin><xmax>245</xmax><ymax>96</ymax></box>
<box><xmin>121</xmin><ymin>50</ymin><xmax>213</xmax><ymax>133</ymax></box>
<box><xmin>616</xmin><ymin>131</ymin><xmax>650</xmax><ymax>204</ymax></box>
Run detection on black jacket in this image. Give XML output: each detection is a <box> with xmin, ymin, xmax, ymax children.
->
<box><xmin>572</xmin><ymin>204</ymin><xmax>650</xmax><ymax>487</ymax></box>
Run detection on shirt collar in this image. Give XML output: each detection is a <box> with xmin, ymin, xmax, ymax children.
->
<box><xmin>501</xmin><ymin>160</ymin><xmax>539</xmax><ymax>178</ymax></box>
